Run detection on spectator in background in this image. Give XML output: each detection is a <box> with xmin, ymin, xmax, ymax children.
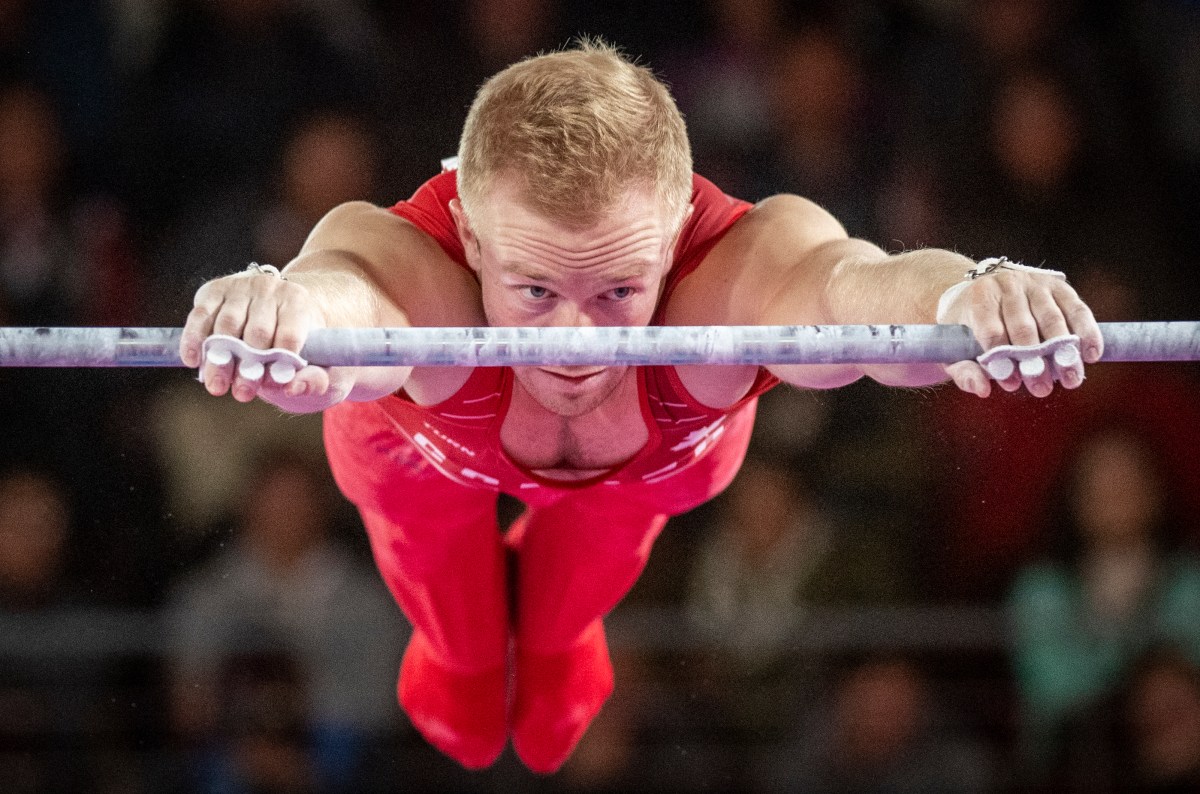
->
<box><xmin>165</xmin><ymin>446</ymin><xmax>405</xmax><ymax>788</ymax></box>
<box><xmin>0</xmin><ymin>0</ymin><xmax>119</xmax><ymax>190</ymax></box>
<box><xmin>0</xmin><ymin>468</ymin><xmax>72</xmax><ymax>611</ymax></box>
<box><xmin>1131</xmin><ymin>0</ymin><xmax>1200</xmax><ymax>275</ymax></box>
<box><xmin>0</xmin><ymin>467</ymin><xmax>122</xmax><ymax>792</ymax></box>
<box><xmin>944</xmin><ymin>64</ymin><xmax>1130</xmax><ymax>270</ymax></box>
<box><xmin>0</xmin><ymin>79</ymin><xmax>163</xmax><ymax>606</ymax></box>
<box><xmin>254</xmin><ymin>111</ymin><xmax>380</xmax><ymax>267</ymax></box>
<box><xmin>754</xmin><ymin>654</ymin><xmax>996</xmax><ymax>792</ymax></box>
<box><xmin>927</xmin><ymin>267</ymin><xmax>1200</xmax><ymax>600</ymax></box>
<box><xmin>748</xmin><ymin>25</ymin><xmax>882</xmax><ymax>235</ymax></box>
<box><xmin>557</xmin><ymin>646</ymin><xmax>686</xmax><ymax>790</ymax></box>
<box><xmin>146</xmin><ymin>107</ymin><xmax>380</xmax><ymax>325</ymax></box>
<box><xmin>1118</xmin><ymin>648</ymin><xmax>1200</xmax><ymax>793</ymax></box>
<box><xmin>189</xmin><ymin>652</ymin><xmax>320</xmax><ymax>794</ymax></box>
<box><xmin>121</xmin><ymin>0</ymin><xmax>378</xmax><ymax>235</ymax></box>
<box><xmin>0</xmin><ymin>467</ymin><xmax>68</xmax><ymax>593</ymax></box>
<box><xmin>684</xmin><ymin>455</ymin><xmax>910</xmax><ymax>750</ymax></box>
<box><xmin>1008</xmin><ymin>428</ymin><xmax>1200</xmax><ymax>780</ymax></box>
<box><xmin>0</xmin><ymin>80</ymin><xmax>139</xmax><ymax>327</ymax></box>
<box><xmin>662</xmin><ymin>0</ymin><xmax>783</xmax><ymax>197</ymax></box>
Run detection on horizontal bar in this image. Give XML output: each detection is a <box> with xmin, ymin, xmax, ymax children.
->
<box><xmin>0</xmin><ymin>322</ymin><xmax>1196</xmax><ymax>368</ymax></box>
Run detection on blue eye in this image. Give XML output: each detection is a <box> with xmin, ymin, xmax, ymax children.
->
<box><xmin>522</xmin><ymin>285</ymin><xmax>551</xmax><ymax>299</ymax></box>
<box><xmin>608</xmin><ymin>287</ymin><xmax>635</xmax><ymax>300</ymax></box>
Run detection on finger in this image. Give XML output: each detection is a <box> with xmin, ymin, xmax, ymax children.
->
<box><xmin>242</xmin><ymin>296</ymin><xmax>280</xmax><ymax>351</ymax></box>
<box><xmin>230</xmin><ymin>365</ymin><xmax>261</xmax><ymax>402</ymax></box>
<box><xmin>192</xmin><ymin>299</ymin><xmax>234</xmax><ymax>396</ymax></box>
<box><xmin>1020</xmin><ymin>354</ymin><xmax>1055</xmax><ymax>398</ymax></box>
<box><xmin>265</xmin><ymin>365</ymin><xmax>321</xmax><ymax>400</ymax></box>
<box><xmin>202</xmin><ymin>354</ymin><xmax>237</xmax><ymax>396</ymax></box>
<box><xmin>255</xmin><ymin>367</ymin><xmax>336</xmax><ymax>413</ymax></box>
<box><xmin>181</xmin><ymin>289</ymin><xmax>223</xmax><ymax>368</ymax></box>
<box><xmin>267</xmin><ymin>359</ymin><xmax>298</xmax><ymax>385</ymax></box>
<box><xmin>282</xmin><ymin>366</ymin><xmax>330</xmax><ymax>400</ymax></box>
<box><xmin>965</xmin><ymin>284</ymin><xmax>1009</xmax><ymax>352</ymax></box>
<box><xmin>230</xmin><ymin>350</ymin><xmax>281</xmax><ymax>402</ymax></box>
<box><xmin>1055</xmin><ymin>283</ymin><xmax>1104</xmax><ymax>363</ymax></box>
<box><xmin>275</xmin><ymin>293</ymin><xmax>313</xmax><ymax>355</ymax></box>
<box><xmin>1054</xmin><ymin>344</ymin><xmax>1085</xmax><ymax>390</ymax></box>
<box><xmin>1027</xmin><ymin>286</ymin><xmax>1070</xmax><ymax>342</ymax></box>
<box><xmin>997</xmin><ymin>368</ymin><xmax>1024</xmax><ymax>393</ymax></box>
<box><xmin>999</xmin><ymin>280</ymin><xmax>1040</xmax><ymax>347</ymax></box>
<box><xmin>211</xmin><ymin>295</ymin><xmax>251</xmax><ymax>338</ymax></box>
<box><xmin>945</xmin><ymin>361</ymin><xmax>991</xmax><ymax>398</ymax></box>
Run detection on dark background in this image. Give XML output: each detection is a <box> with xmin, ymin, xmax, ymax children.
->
<box><xmin>2</xmin><ymin>0</ymin><xmax>1199</xmax><ymax>791</ymax></box>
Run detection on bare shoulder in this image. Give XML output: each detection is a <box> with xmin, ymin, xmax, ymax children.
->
<box><xmin>664</xmin><ymin>193</ymin><xmax>848</xmax><ymax>327</ymax></box>
<box><xmin>660</xmin><ymin>195</ymin><xmax>842</xmax><ymax>408</ymax></box>
<box><xmin>741</xmin><ymin>193</ymin><xmax>848</xmax><ymax>241</ymax></box>
<box><xmin>304</xmin><ymin>201</ymin><xmax>483</xmax><ymax>328</ymax></box>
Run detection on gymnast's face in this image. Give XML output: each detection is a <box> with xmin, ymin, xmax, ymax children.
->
<box><xmin>451</xmin><ymin>173</ymin><xmax>685</xmax><ymax>416</ymax></box>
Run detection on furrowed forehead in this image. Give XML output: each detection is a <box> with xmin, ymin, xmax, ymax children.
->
<box><xmin>498</xmin><ymin>259</ymin><xmax>654</xmax><ymax>283</ymax></box>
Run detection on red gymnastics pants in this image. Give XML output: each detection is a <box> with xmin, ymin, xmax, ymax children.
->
<box><xmin>322</xmin><ymin>401</ymin><xmax>754</xmax><ymax>772</ymax></box>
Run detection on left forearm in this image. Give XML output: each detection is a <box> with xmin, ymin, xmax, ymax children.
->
<box><xmin>762</xmin><ymin>242</ymin><xmax>974</xmax><ymax>388</ymax></box>
<box><xmin>826</xmin><ymin>247</ymin><xmax>975</xmax><ymax>386</ymax></box>
<box><xmin>746</xmin><ymin>195</ymin><xmax>1098</xmax><ymax>397</ymax></box>
<box><xmin>824</xmin><ymin>247</ymin><xmax>974</xmax><ymax>325</ymax></box>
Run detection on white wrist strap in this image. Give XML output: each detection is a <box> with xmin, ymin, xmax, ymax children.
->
<box><xmin>935</xmin><ymin>257</ymin><xmax>1066</xmax><ymax>322</ymax></box>
<box><xmin>245</xmin><ymin>262</ymin><xmax>284</xmax><ymax>279</ymax></box>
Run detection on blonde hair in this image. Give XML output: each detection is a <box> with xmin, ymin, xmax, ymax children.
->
<box><xmin>457</xmin><ymin>38</ymin><xmax>692</xmax><ymax>231</ymax></box>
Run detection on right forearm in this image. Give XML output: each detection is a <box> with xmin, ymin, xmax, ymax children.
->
<box><xmin>182</xmin><ymin>200</ymin><xmax>441</xmax><ymax>409</ymax></box>
<box><xmin>282</xmin><ymin>249</ymin><xmax>409</xmax><ymax>330</ymax></box>
<box><xmin>276</xmin><ymin>253</ymin><xmax>413</xmax><ymax>402</ymax></box>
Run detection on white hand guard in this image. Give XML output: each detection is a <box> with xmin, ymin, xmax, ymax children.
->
<box><xmin>976</xmin><ymin>334</ymin><xmax>1083</xmax><ymax>383</ymax></box>
<box><xmin>200</xmin><ymin>334</ymin><xmax>308</xmax><ymax>385</ymax></box>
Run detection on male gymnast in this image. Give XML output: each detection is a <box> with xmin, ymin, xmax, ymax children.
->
<box><xmin>178</xmin><ymin>41</ymin><xmax>1102</xmax><ymax>773</ymax></box>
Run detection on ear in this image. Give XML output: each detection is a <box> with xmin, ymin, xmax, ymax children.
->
<box><xmin>449</xmin><ymin>198</ymin><xmax>482</xmax><ymax>275</ymax></box>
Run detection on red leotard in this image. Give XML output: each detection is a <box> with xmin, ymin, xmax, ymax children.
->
<box><xmin>321</xmin><ymin>169</ymin><xmax>778</xmax><ymax>772</ymax></box>
<box><xmin>327</xmin><ymin>169</ymin><xmax>777</xmax><ymax>500</ymax></box>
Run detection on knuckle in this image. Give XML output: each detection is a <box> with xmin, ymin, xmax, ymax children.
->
<box><xmin>972</xmin><ymin>321</ymin><xmax>1001</xmax><ymax>341</ymax></box>
<box><xmin>243</xmin><ymin>322</ymin><xmax>274</xmax><ymax>348</ymax></box>
<box><xmin>211</xmin><ymin>312</ymin><xmax>244</xmax><ymax>336</ymax></box>
<box><xmin>1032</xmin><ymin>307</ymin><xmax>1064</xmax><ymax>329</ymax></box>
<box><xmin>184</xmin><ymin>307</ymin><xmax>213</xmax><ymax>332</ymax></box>
<box><xmin>1064</xmin><ymin>302</ymin><xmax>1095</xmax><ymax>323</ymax></box>
<box><xmin>1054</xmin><ymin>285</ymin><xmax>1079</xmax><ymax>302</ymax></box>
<box><xmin>1008</xmin><ymin>320</ymin><xmax>1039</xmax><ymax>342</ymax></box>
<box><xmin>978</xmin><ymin>326</ymin><xmax>1009</xmax><ymax>349</ymax></box>
<box><xmin>192</xmin><ymin>282</ymin><xmax>217</xmax><ymax>305</ymax></box>
<box><xmin>274</xmin><ymin>327</ymin><xmax>305</xmax><ymax>353</ymax></box>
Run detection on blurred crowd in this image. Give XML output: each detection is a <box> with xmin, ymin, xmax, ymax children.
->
<box><xmin>1</xmin><ymin>0</ymin><xmax>1199</xmax><ymax>791</ymax></box>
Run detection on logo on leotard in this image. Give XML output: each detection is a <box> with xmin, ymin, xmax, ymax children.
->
<box><xmin>669</xmin><ymin>417</ymin><xmax>726</xmax><ymax>457</ymax></box>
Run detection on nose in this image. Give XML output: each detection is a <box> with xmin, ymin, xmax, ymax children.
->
<box><xmin>546</xmin><ymin>301</ymin><xmax>595</xmax><ymax>328</ymax></box>
<box><xmin>541</xmin><ymin>302</ymin><xmax>604</xmax><ymax>376</ymax></box>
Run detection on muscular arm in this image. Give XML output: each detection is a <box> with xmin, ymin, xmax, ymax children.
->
<box><xmin>181</xmin><ymin>201</ymin><xmax>481</xmax><ymax>411</ymax></box>
<box><xmin>671</xmin><ymin>193</ymin><xmax>1100</xmax><ymax>398</ymax></box>
<box><xmin>761</xmin><ymin>231</ymin><xmax>974</xmax><ymax>389</ymax></box>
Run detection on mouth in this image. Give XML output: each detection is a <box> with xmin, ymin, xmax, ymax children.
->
<box><xmin>540</xmin><ymin>368</ymin><xmax>605</xmax><ymax>385</ymax></box>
